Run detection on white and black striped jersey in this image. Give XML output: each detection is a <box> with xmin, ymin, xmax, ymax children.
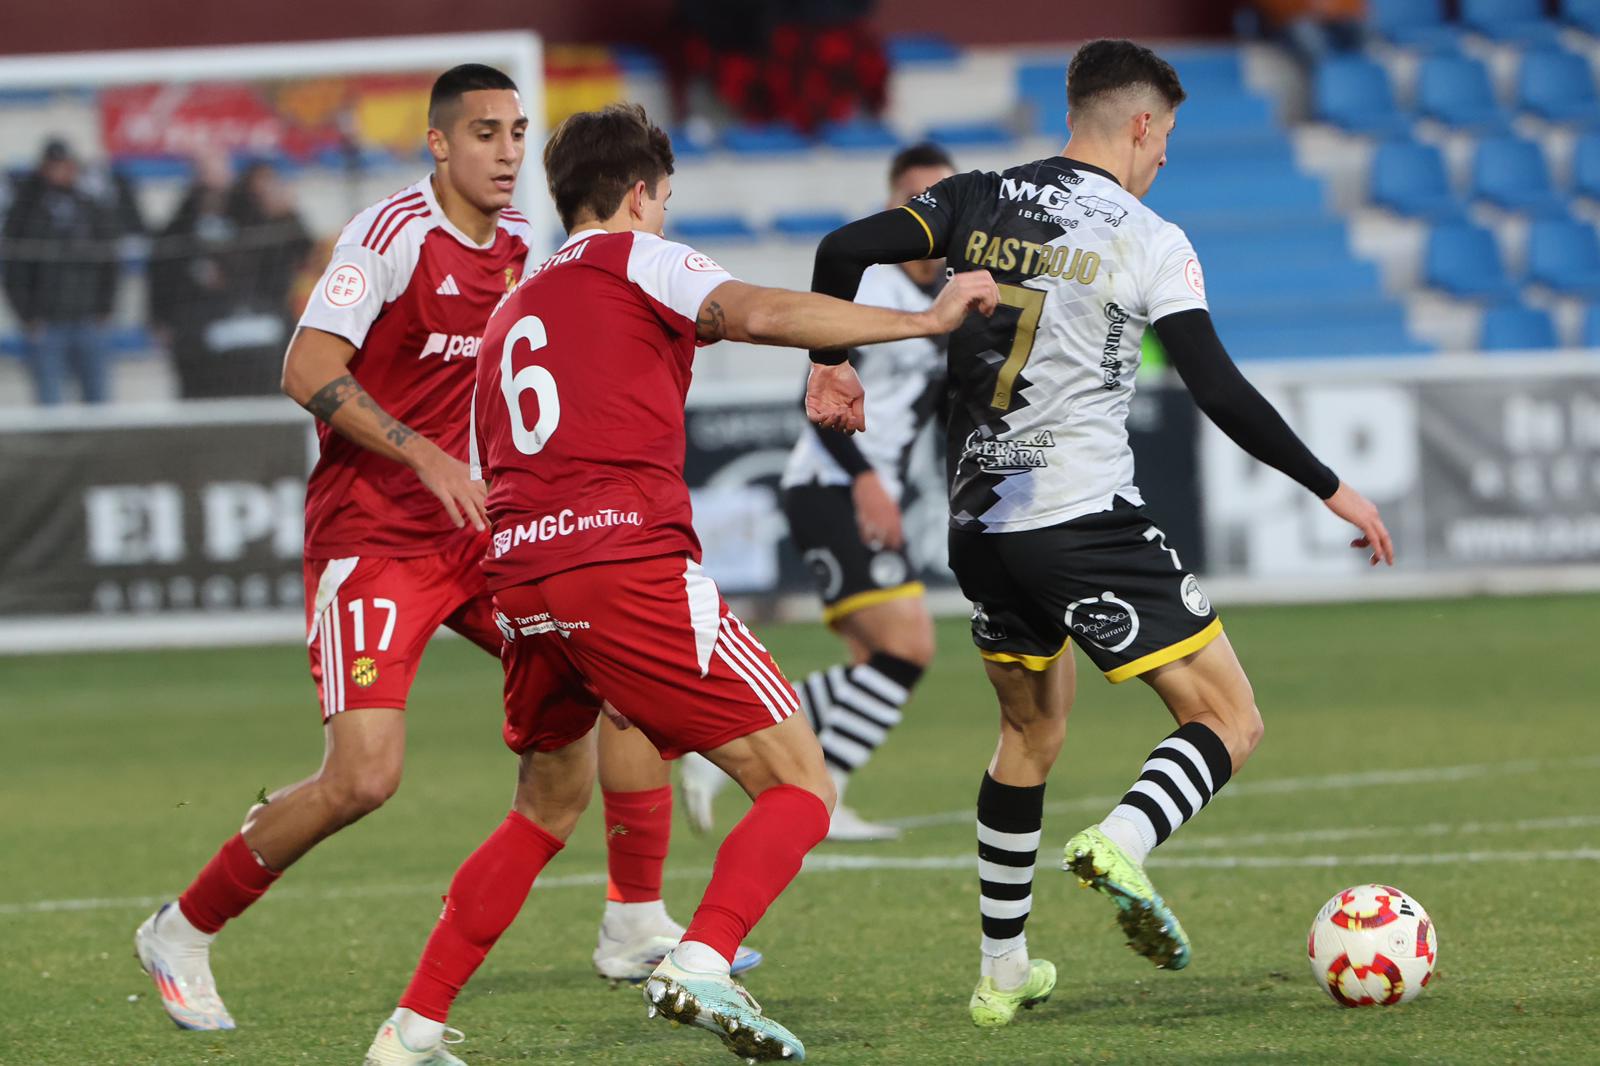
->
<box><xmin>781</xmin><ymin>264</ymin><xmax>944</xmax><ymax>502</ymax></box>
<box><xmin>903</xmin><ymin>158</ymin><xmax>1208</xmax><ymax>532</ymax></box>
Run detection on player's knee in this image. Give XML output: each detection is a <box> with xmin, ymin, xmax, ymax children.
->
<box><xmin>1234</xmin><ymin>703</ymin><xmax>1265</xmax><ymax>764</ymax></box>
<box><xmin>326</xmin><ymin>769</ymin><xmax>401</xmax><ymax>820</ymax></box>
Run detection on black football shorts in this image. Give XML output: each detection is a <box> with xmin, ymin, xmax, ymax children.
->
<box><xmin>947</xmin><ymin>497</ymin><xmax>1222</xmax><ymax>682</ymax></box>
<box><xmin>783</xmin><ymin>483</ymin><xmax>923</xmax><ymax>624</ymax></box>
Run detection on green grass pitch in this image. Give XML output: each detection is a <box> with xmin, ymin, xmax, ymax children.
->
<box><xmin>2</xmin><ymin>594</ymin><xmax>1596</xmax><ymax>1064</ymax></box>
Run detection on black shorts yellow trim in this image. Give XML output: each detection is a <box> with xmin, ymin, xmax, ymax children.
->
<box><xmin>900</xmin><ymin>204</ymin><xmax>935</xmax><ymax>257</ymax></box>
<box><xmin>821</xmin><ymin>581</ymin><xmax>926</xmax><ymax>625</ymax></box>
<box><xmin>1104</xmin><ymin>618</ymin><xmax>1224</xmax><ymax>684</ymax></box>
<box><xmin>978</xmin><ymin>636</ymin><xmax>1072</xmax><ymax>672</ymax></box>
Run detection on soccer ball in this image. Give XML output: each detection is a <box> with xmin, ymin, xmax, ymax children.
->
<box><xmin>1307</xmin><ymin>884</ymin><xmax>1438</xmax><ymax>1007</ymax></box>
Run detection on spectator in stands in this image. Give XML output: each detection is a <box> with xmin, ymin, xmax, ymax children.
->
<box><xmin>676</xmin><ymin>0</ymin><xmax>888</xmax><ymax>132</ymax></box>
<box><xmin>1</xmin><ymin>139</ymin><xmax>120</xmax><ymax>405</ymax></box>
<box><xmin>150</xmin><ymin>154</ymin><xmax>308</xmax><ymax>397</ymax></box>
<box><xmin>223</xmin><ymin>161</ymin><xmax>311</xmax><ymax>393</ymax></box>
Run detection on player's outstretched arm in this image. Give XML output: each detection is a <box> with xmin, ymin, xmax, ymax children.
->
<box><xmin>1152</xmin><ymin>309</ymin><xmax>1394</xmax><ymax>566</ymax></box>
<box><xmin>693</xmin><ymin>274</ymin><xmax>998</xmax><ymax>352</ymax></box>
<box><xmin>281</xmin><ymin>326</ymin><xmax>487</xmax><ymax>531</ymax></box>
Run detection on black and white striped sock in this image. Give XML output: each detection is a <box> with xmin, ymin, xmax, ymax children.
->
<box><xmin>977</xmin><ymin>772</ymin><xmax>1044</xmax><ymax>989</ymax></box>
<box><xmin>794</xmin><ymin>654</ymin><xmax>923</xmax><ymax>774</ymax></box>
<box><xmin>1099</xmin><ymin>721</ymin><xmax>1234</xmax><ymax>866</ymax></box>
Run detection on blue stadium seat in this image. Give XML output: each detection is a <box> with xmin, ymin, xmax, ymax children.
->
<box><xmin>1470</xmin><ymin>136</ymin><xmax>1566</xmax><ymax>213</ymax></box>
<box><xmin>1516</xmin><ymin>48</ymin><xmax>1600</xmax><ymax>124</ymax></box>
<box><xmin>922</xmin><ymin>121</ymin><xmax>1015</xmax><ymax>147</ymax></box>
<box><xmin>1425</xmin><ymin>221</ymin><xmax>1519</xmax><ymax>299</ymax></box>
<box><xmin>1216</xmin><ymin>310</ymin><xmax>1433</xmax><ymax>359</ymax></box>
<box><xmin>817</xmin><ymin>119</ymin><xmax>900</xmax><ymax>151</ymax></box>
<box><xmin>1417</xmin><ymin>53</ymin><xmax>1513</xmax><ymax>129</ymax></box>
<box><xmin>1527</xmin><ymin>217</ymin><xmax>1600</xmax><ymax>293</ymax></box>
<box><xmin>1370</xmin><ymin>139</ymin><xmax>1466</xmax><ymax>218</ymax></box>
<box><xmin>669</xmin><ymin>216</ymin><xmax>758</xmax><ymax>242</ymax></box>
<box><xmin>1563</xmin><ymin>0</ymin><xmax>1600</xmax><ymax>35</ymax></box>
<box><xmin>1480</xmin><ymin>303</ymin><xmax>1559</xmax><ymax>349</ymax></box>
<box><xmin>770</xmin><ymin>211</ymin><xmax>850</xmax><ymax>239</ymax></box>
<box><xmin>667</xmin><ymin>126</ymin><xmax>713</xmax><ymax>158</ymax></box>
<box><xmin>1582</xmin><ymin>303</ymin><xmax>1600</xmax><ymax>345</ymax></box>
<box><xmin>1170</xmin><ymin>90</ymin><xmax>1276</xmax><ymax>135</ymax></box>
<box><xmin>1460</xmin><ymin>0</ymin><xmax>1563</xmax><ymax>44</ymax></box>
<box><xmin>1145</xmin><ymin>171</ymin><xmax>1328</xmax><ymax>228</ymax></box>
<box><xmin>1017</xmin><ymin>62</ymin><xmax>1067</xmax><ymax>136</ymax></box>
<box><xmin>721</xmin><ymin>123</ymin><xmax>810</xmax><ymax>154</ymax></box>
<box><xmin>1164</xmin><ymin>49</ymin><xmax>1245</xmax><ymax>92</ymax></box>
<box><xmin>1314</xmin><ymin>57</ymin><xmax>1413</xmax><ymax>135</ymax></box>
<box><xmin>885</xmin><ymin>34</ymin><xmax>960</xmax><ymax>65</ymax></box>
<box><xmin>1367</xmin><ymin>0</ymin><xmax>1462</xmax><ymax>48</ymax></box>
<box><xmin>1575</xmin><ymin>132</ymin><xmax>1600</xmax><ymax>199</ymax></box>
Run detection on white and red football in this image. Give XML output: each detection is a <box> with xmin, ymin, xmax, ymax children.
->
<box><xmin>1308</xmin><ymin>883</ymin><xmax>1439</xmax><ymax>1007</ymax></box>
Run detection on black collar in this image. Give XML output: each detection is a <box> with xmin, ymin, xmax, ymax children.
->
<box><xmin>1056</xmin><ymin>157</ymin><xmax>1123</xmax><ymax>188</ymax></box>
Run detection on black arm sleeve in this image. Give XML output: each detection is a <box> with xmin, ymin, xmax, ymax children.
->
<box><xmin>809</xmin><ymin>205</ymin><xmax>947</xmax><ymax>364</ymax></box>
<box><xmin>1153</xmin><ymin>309</ymin><xmax>1340</xmax><ymax>500</ymax></box>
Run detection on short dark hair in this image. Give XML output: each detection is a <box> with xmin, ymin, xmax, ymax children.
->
<box><xmin>1066</xmin><ymin>39</ymin><xmax>1186</xmax><ymax>115</ymax></box>
<box><xmin>429</xmin><ymin>64</ymin><xmax>519</xmax><ymax>128</ymax></box>
<box><xmin>888</xmin><ymin>142</ymin><xmax>955</xmax><ymax>185</ymax></box>
<box><xmin>543</xmin><ymin>102</ymin><xmax>675</xmax><ymax>230</ymax></box>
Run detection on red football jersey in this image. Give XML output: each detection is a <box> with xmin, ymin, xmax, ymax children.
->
<box><xmin>298</xmin><ymin>176</ymin><xmax>533</xmax><ymax>559</ymax></box>
<box><xmin>471</xmin><ymin>228</ymin><xmax>734</xmax><ymax>589</ymax></box>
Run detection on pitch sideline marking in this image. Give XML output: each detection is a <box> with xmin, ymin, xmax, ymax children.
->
<box><xmin>4</xmin><ymin>843</ymin><xmax>1598</xmax><ymax>918</ymax></box>
<box><xmin>883</xmin><ymin>754</ymin><xmax>1600</xmax><ymax>831</ymax></box>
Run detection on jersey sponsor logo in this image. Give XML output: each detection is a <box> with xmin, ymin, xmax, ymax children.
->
<box><xmin>496</xmin><ymin>609</ymin><xmax>592</xmax><ymax>639</ymax></box>
<box><xmin>1180</xmin><ymin>573</ymin><xmax>1211</xmax><ymax>616</ymax></box>
<box><xmin>1073</xmin><ymin>195</ymin><xmax>1128</xmax><ymax>227</ymax></box>
<box><xmin>419</xmin><ymin>333</ymin><xmax>481</xmax><ymax>361</ymax></box>
<box><xmin>1184</xmin><ymin>257</ymin><xmax>1206</xmax><ymax>299</ymax></box>
<box><xmin>323</xmin><ymin>264</ymin><xmax>367</xmax><ymax>307</ymax></box>
<box><xmin>491</xmin><ymin>506</ymin><xmax>643</xmax><ymax>557</ymax></box>
<box><xmin>1100</xmin><ymin>302</ymin><xmax>1129</xmax><ymax>391</ymax></box>
<box><xmin>435</xmin><ymin>274</ymin><xmax>461</xmax><ymax>296</ymax></box>
<box><xmin>1065</xmin><ymin>591</ymin><xmax>1139</xmax><ymax>653</ymax></box>
<box><xmin>683</xmin><ymin>250</ymin><xmax>725</xmax><ymax>273</ymax></box>
<box><xmin>963</xmin><ymin>429</ymin><xmax>1055</xmax><ymax>474</ymax></box>
<box><xmin>963</xmin><ymin>229</ymin><xmax>1099</xmax><ymax>284</ymax></box>
<box><xmin>911</xmin><ymin>188</ymin><xmax>939</xmax><ymax>209</ymax></box>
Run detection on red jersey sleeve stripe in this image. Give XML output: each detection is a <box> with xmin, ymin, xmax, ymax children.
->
<box><xmin>376</xmin><ymin>208</ymin><xmax>431</xmax><ymax>255</ymax></box>
<box><xmin>361</xmin><ymin>193</ymin><xmax>426</xmax><ymax>248</ymax></box>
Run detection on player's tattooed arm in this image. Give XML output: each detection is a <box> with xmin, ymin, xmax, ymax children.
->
<box><xmin>695</xmin><ymin>300</ymin><xmax>727</xmax><ymax>343</ymax></box>
<box><xmin>301</xmin><ymin>373</ymin><xmax>416</xmax><ymax>449</ymax></box>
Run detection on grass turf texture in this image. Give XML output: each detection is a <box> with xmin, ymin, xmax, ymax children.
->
<box><xmin>2</xmin><ymin>594</ymin><xmax>1596</xmax><ymax>1064</ymax></box>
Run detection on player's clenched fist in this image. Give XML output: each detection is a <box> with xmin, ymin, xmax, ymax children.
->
<box><xmin>924</xmin><ymin>269</ymin><xmax>1000</xmax><ymax>333</ymax></box>
<box><xmin>805</xmin><ymin>361</ymin><xmax>867</xmax><ymax>434</ymax></box>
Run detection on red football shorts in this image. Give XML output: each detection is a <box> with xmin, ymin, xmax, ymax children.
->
<box><xmin>496</xmin><ymin>553</ymin><xmax>800</xmax><ymax>759</ymax></box>
<box><xmin>303</xmin><ymin>533</ymin><xmax>499</xmax><ymax>720</ymax></box>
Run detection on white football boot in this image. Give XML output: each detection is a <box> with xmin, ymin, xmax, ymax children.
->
<box><xmin>363</xmin><ymin>1011</ymin><xmax>466</xmax><ymax>1065</ymax></box>
<box><xmin>134</xmin><ymin>902</ymin><xmax>236</xmax><ymax>1031</ymax></box>
<box><xmin>825</xmin><ymin>768</ymin><xmax>900</xmax><ymax>842</ymax></box>
<box><xmin>593</xmin><ymin>902</ymin><xmax>763</xmax><ymax>985</ymax></box>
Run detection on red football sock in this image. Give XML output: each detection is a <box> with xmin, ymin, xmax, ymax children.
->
<box><xmin>602</xmin><ymin>786</ymin><xmax>673</xmax><ymax>903</ymax></box>
<box><xmin>177</xmin><ymin>834</ymin><xmax>281</xmax><ymax>934</ymax></box>
<box><xmin>681</xmin><ymin>784</ymin><xmax>829</xmax><ymax>965</ymax></box>
<box><xmin>399</xmin><ymin>812</ymin><xmax>563</xmax><ymax>1022</ymax></box>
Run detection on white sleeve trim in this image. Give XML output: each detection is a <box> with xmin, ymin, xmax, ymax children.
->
<box><xmin>625</xmin><ymin>233</ymin><xmax>734</xmax><ymax>326</ymax></box>
<box><xmin>297</xmin><ymin>204</ymin><xmax>430</xmax><ymax>348</ymax></box>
